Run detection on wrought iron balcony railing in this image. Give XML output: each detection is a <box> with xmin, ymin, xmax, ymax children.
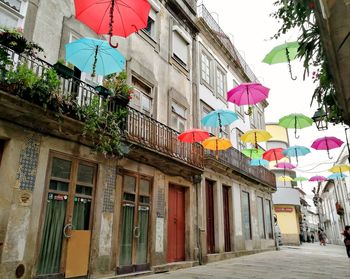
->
<box><xmin>0</xmin><ymin>46</ymin><xmax>204</xmax><ymax>169</ymax></box>
<box><xmin>205</xmin><ymin>148</ymin><xmax>276</xmax><ymax>188</ymax></box>
<box><xmin>197</xmin><ymin>4</ymin><xmax>258</xmax><ymax>83</ymax></box>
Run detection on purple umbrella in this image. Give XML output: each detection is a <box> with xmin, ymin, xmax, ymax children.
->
<box><xmin>227</xmin><ymin>83</ymin><xmax>269</xmax><ymax>115</ymax></box>
<box><xmin>311</xmin><ymin>136</ymin><xmax>343</xmax><ymax>159</ymax></box>
<box><xmin>275</xmin><ymin>162</ymin><xmax>296</xmax><ymax>176</ymax></box>
<box><xmin>309</xmin><ymin>175</ymin><xmax>327</xmax><ymax>182</ymax></box>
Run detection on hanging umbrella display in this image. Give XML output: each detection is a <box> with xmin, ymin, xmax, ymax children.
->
<box><xmin>293</xmin><ymin>176</ymin><xmax>308</xmax><ymax>187</ymax></box>
<box><xmin>262</xmin><ymin>41</ymin><xmax>299</xmax><ymax>80</ymax></box>
<box><xmin>240</xmin><ymin>129</ymin><xmax>272</xmax><ymax>149</ymax></box>
<box><xmin>250</xmin><ymin>159</ymin><xmax>269</xmax><ymax>167</ymax></box>
<box><xmin>178</xmin><ymin>128</ymin><xmax>210</xmax><ymax>143</ymax></box>
<box><xmin>278</xmin><ymin>176</ymin><xmax>293</xmax><ymax>182</ymax></box>
<box><xmin>327</xmin><ymin>173</ymin><xmax>348</xmax><ymax>180</ymax></box>
<box><xmin>328</xmin><ymin>164</ymin><xmax>350</xmax><ymax>173</ymax></box>
<box><xmin>242</xmin><ymin>148</ymin><xmax>264</xmax><ymax>159</ymax></box>
<box><xmin>263</xmin><ymin>148</ymin><xmax>285</xmax><ymax>164</ymax></box>
<box><xmin>227</xmin><ymin>83</ymin><xmax>269</xmax><ymax>115</ymax></box>
<box><xmin>65</xmin><ymin>38</ymin><xmax>125</xmax><ymax>76</ymax></box>
<box><xmin>202</xmin><ymin>136</ymin><xmax>232</xmax><ymax>159</ymax></box>
<box><xmin>201</xmin><ymin>109</ymin><xmax>238</xmax><ymax>136</ymax></box>
<box><xmin>311</xmin><ymin>136</ymin><xmax>344</xmax><ymax>159</ymax></box>
<box><xmin>282</xmin><ymin>145</ymin><xmax>311</xmax><ymax>164</ymax></box>
<box><xmin>278</xmin><ymin>113</ymin><xmax>313</xmax><ymax>138</ymax></box>
<box><xmin>275</xmin><ymin>162</ymin><xmax>296</xmax><ymax>176</ymax></box>
<box><xmin>74</xmin><ymin>0</ymin><xmax>151</xmax><ymax>47</ymax></box>
<box><xmin>309</xmin><ymin>175</ymin><xmax>327</xmax><ymax>182</ymax></box>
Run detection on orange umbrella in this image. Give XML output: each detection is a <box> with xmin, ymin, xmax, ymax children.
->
<box><xmin>202</xmin><ymin>136</ymin><xmax>232</xmax><ymax>159</ymax></box>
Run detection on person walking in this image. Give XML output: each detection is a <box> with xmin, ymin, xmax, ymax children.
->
<box><xmin>343</xmin><ymin>225</ymin><xmax>350</xmax><ymax>258</ymax></box>
<box><xmin>318</xmin><ymin>229</ymin><xmax>327</xmax><ymax>246</ymax></box>
<box><xmin>310</xmin><ymin>232</ymin><xmax>315</xmax><ymax>243</ymax></box>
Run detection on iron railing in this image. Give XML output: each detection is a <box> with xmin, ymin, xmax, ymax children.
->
<box><xmin>197</xmin><ymin>4</ymin><xmax>259</xmax><ymax>83</ymax></box>
<box><xmin>205</xmin><ymin>148</ymin><xmax>276</xmax><ymax>188</ymax></box>
<box><xmin>0</xmin><ymin>46</ymin><xmax>204</xmax><ymax>169</ymax></box>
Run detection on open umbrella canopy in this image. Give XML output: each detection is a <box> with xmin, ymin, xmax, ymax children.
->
<box><xmin>202</xmin><ymin>136</ymin><xmax>232</xmax><ymax>159</ymax></box>
<box><xmin>311</xmin><ymin>136</ymin><xmax>344</xmax><ymax>159</ymax></box>
<box><xmin>278</xmin><ymin>176</ymin><xmax>293</xmax><ymax>182</ymax></box>
<box><xmin>283</xmin><ymin>145</ymin><xmax>311</xmax><ymax>164</ymax></box>
<box><xmin>329</xmin><ymin>164</ymin><xmax>350</xmax><ymax>173</ymax></box>
<box><xmin>278</xmin><ymin>113</ymin><xmax>313</xmax><ymax>138</ymax></box>
<box><xmin>309</xmin><ymin>175</ymin><xmax>327</xmax><ymax>182</ymax></box>
<box><xmin>227</xmin><ymin>83</ymin><xmax>269</xmax><ymax>106</ymax></box>
<box><xmin>263</xmin><ymin>148</ymin><xmax>285</xmax><ymax>164</ymax></box>
<box><xmin>65</xmin><ymin>38</ymin><xmax>125</xmax><ymax>76</ymax></box>
<box><xmin>201</xmin><ymin>109</ymin><xmax>238</xmax><ymax>129</ymax></box>
<box><xmin>74</xmin><ymin>0</ymin><xmax>151</xmax><ymax>46</ymax></box>
<box><xmin>177</xmin><ymin>129</ymin><xmax>210</xmax><ymax>143</ymax></box>
<box><xmin>242</xmin><ymin>148</ymin><xmax>264</xmax><ymax>159</ymax></box>
<box><xmin>327</xmin><ymin>173</ymin><xmax>348</xmax><ymax>180</ymax></box>
<box><xmin>275</xmin><ymin>162</ymin><xmax>296</xmax><ymax>169</ymax></box>
<box><xmin>240</xmin><ymin>129</ymin><xmax>272</xmax><ymax>148</ymax></box>
<box><xmin>262</xmin><ymin>41</ymin><xmax>299</xmax><ymax>80</ymax></box>
<box><xmin>250</xmin><ymin>159</ymin><xmax>269</xmax><ymax>167</ymax></box>
<box><xmin>293</xmin><ymin>176</ymin><xmax>308</xmax><ymax>182</ymax></box>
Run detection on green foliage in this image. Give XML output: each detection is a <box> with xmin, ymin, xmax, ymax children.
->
<box><xmin>80</xmin><ymin>96</ymin><xmax>129</xmax><ymax>158</ymax></box>
<box><xmin>103</xmin><ymin>71</ymin><xmax>133</xmax><ymax>99</ymax></box>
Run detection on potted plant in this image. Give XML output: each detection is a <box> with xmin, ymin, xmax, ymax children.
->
<box><xmin>95</xmin><ymin>85</ymin><xmax>112</xmax><ymax>99</ymax></box>
<box><xmin>53</xmin><ymin>59</ymin><xmax>74</xmax><ymax>79</ymax></box>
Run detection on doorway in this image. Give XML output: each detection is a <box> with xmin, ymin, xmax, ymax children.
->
<box><xmin>37</xmin><ymin>155</ymin><xmax>96</xmax><ymax>278</ymax></box>
<box><xmin>167</xmin><ymin>184</ymin><xmax>186</xmax><ymax>262</ymax></box>
<box><xmin>117</xmin><ymin>174</ymin><xmax>152</xmax><ymax>274</ymax></box>
<box><xmin>206</xmin><ymin>180</ymin><xmax>215</xmax><ymax>254</ymax></box>
<box><xmin>222</xmin><ymin>186</ymin><xmax>231</xmax><ymax>252</ymax></box>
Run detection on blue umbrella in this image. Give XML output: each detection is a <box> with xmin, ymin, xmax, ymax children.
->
<box><xmin>65</xmin><ymin>38</ymin><xmax>125</xmax><ymax>76</ymax></box>
<box><xmin>327</xmin><ymin>173</ymin><xmax>348</xmax><ymax>180</ymax></box>
<box><xmin>282</xmin><ymin>145</ymin><xmax>311</xmax><ymax>164</ymax></box>
<box><xmin>250</xmin><ymin>159</ymin><xmax>269</xmax><ymax>167</ymax></box>
<box><xmin>201</xmin><ymin>109</ymin><xmax>238</xmax><ymax>137</ymax></box>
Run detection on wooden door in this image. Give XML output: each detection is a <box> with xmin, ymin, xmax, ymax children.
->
<box><xmin>206</xmin><ymin>180</ymin><xmax>215</xmax><ymax>254</ymax></box>
<box><xmin>167</xmin><ymin>185</ymin><xmax>185</xmax><ymax>262</ymax></box>
<box><xmin>223</xmin><ymin>186</ymin><xmax>231</xmax><ymax>252</ymax></box>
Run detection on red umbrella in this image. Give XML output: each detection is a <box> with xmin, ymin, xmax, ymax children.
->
<box><xmin>263</xmin><ymin>148</ymin><xmax>285</xmax><ymax>164</ymax></box>
<box><xmin>178</xmin><ymin>129</ymin><xmax>210</xmax><ymax>143</ymax></box>
<box><xmin>311</xmin><ymin>136</ymin><xmax>343</xmax><ymax>159</ymax></box>
<box><xmin>74</xmin><ymin>0</ymin><xmax>151</xmax><ymax>47</ymax></box>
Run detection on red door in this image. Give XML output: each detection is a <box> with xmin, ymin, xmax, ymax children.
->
<box><xmin>223</xmin><ymin>186</ymin><xmax>231</xmax><ymax>252</ymax></box>
<box><xmin>206</xmin><ymin>180</ymin><xmax>215</xmax><ymax>254</ymax></box>
<box><xmin>167</xmin><ymin>185</ymin><xmax>185</xmax><ymax>262</ymax></box>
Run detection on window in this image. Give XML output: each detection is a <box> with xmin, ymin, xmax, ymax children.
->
<box><xmin>2</xmin><ymin>0</ymin><xmax>21</xmax><ymax>11</ymax></box>
<box><xmin>172</xmin><ymin>27</ymin><xmax>190</xmax><ymax>67</ymax></box>
<box><xmin>0</xmin><ymin>0</ymin><xmax>24</xmax><ymax>28</ymax></box>
<box><xmin>201</xmin><ymin>51</ymin><xmax>211</xmax><ymax>85</ymax></box>
<box><xmin>216</xmin><ymin>68</ymin><xmax>225</xmax><ymax>98</ymax></box>
<box><xmin>236</xmin><ymin>129</ymin><xmax>245</xmax><ymax>152</ymax></box>
<box><xmin>242</xmin><ymin>191</ymin><xmax>251</xmax><ymax>240</ymax></box>
<box><xmin>171</xmin><ymin>101</ymin><xmax>186</xmax><ymax>132</ymax></box>
<box><xmin>250</xmin><ymin>106</ymin><xmax>264</xmax><ymax>129</ymax></box>
<box><xmin>200</xmin><ymin>102</ymin><xmax>215</xmax><ymax>135</ymax></box>
<box><xmin>131</xmin><ymin>76</ymin><xmax>153</xmax><ymax>115</ymax></box>
<box><xmin>265</xmin><ymin>199</ymin><xmax>273</xmax><ymax>239</ymax></box>
<box><xmin>257</xmin><ymin>197</ymin><xmax>266</xmax><ymax>239</ymax></box>
<box><xmin>143</xmin><ymin>8</ymin><xmax>157</xmax><ymax>39</ymax></box>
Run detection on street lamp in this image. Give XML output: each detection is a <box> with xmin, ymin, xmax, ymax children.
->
<box><xmin>312</xmin><ymin>108</ymin><xmax>328</xmax><ymax>131</ymax></box>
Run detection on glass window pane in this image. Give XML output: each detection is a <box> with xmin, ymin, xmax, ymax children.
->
<box><xmin>77</xmin><ymin>164</ymin><xmax>94</xmax><ymax>184</ymax></box>
<box><xmin>49</xmin><ymin>180</ymin><xmax>69</xmax><ymax>192</ymax></box>
<box><xmin>123</xmin><ymin>193</ymin><xmax>135</xmax><ymax>202</ymax></box>
<box><xmin>139</xmin><ymin>196</ymin><xmax>150</xmax><ymax>204</ymax></box>
<box><xmin>242</xmin><ymin>191</ymin><xmax>251</xmax><ymax>240</ymax></box>
<box><xmin>124</xmin><ymin>175</ymin><xmax>136</xmax><ymax>193</ymax></box>
<box><xmin>120</xmin><ymin>205</ymin><xmax>134</xmax><ymax>266</ymax></box>
<box><xmin>139</xmin><ymin>179</ymin><xmax>150</xmax><ymax>196</ymax></box>
<box><xmin>51</xmin><ymin>158</ymin><xmax>71</xmax><ymax>179</ymax></box>
<box><xmin>76</xmin><ymin>185</ymin><xmax>93</xmax><ymax>196</ymax></box>
<box><xmin>72</xmin><ymin>197</ymin><xmax>91</xmax><ymax>230</ymax></box>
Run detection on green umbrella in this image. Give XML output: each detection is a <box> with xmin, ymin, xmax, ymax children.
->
<box><xmin>278</xmin><ymin>113</ymin><xmax>313</xmax><ymax>139</ymax></box>
<box><xmin>293</xmin><ymin>176</ymin><xmax>308</xmax><ymax>187</ymax></box>
<box><xmin>242</xmin><ymin>148</ymin><xmax>264</xmax><ymax>159</ymax></box>
<box><xmin>262</xmin><ymin>41</ymin><xmax>299</xmax><ymax>80</ymax></box>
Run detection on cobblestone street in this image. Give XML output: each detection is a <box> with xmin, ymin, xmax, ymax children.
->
<box><xmin>138</xmin><ymin>244</ymin><xmax>350</xmax><ymax>279</ymax></box>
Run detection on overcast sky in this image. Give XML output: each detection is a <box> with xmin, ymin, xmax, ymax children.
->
<box><xmin>202</xmin><ymin>0</ymin><xmax>348</xmax><ymax>195</ymax></box>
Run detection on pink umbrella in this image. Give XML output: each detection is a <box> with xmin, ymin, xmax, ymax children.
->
<box><xmin>275</xmin><ymin>162</ymin><xmax>296</xmax><ymax>176</ymax></box>
<box><xmin>311</xmin><ymin>136</ymin><xmax>344</xmax><ymax>159</ymax></box>
<box><xmin>227</xmin><ymin>83</ymin><xmax>269</xmax><ymax>115</ymax></box>
<box><xmin>309</xmin><ymin>175</ymin><xmax>327</xmax><ymax>182</ymax></box>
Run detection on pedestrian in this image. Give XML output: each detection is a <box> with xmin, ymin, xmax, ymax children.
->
<box><xmin>342</xmin><ymin>225</ymin><xmax>350</xmax><ymax>258</ymax></box>
<box><xmin>318</xmin><ymin>229</ymin><xmax>327</xmax><ymax>246</ymax></box>
<box><xmin>311</xmin><ymin>232</ymin><xmax>315</xmax><ymax>243</ymax></box>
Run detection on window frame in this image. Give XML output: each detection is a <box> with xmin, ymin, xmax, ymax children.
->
<box><xmin>265</xmin><ymin>199</ymin><xmax>274</xmax><ymax>239</ymax></box>
<box><xmin>200</xmin><ymin>46</ymin><xmax>213</xmax><ymax>90</ymax></box>
<box><xmin>131</xmin><ymin>75</ymin><xmax>153</xmax><ymax>116</ymax></box>
<box><xmin>257</xmin><ymin>196</ymin><xmax>266</xmax><ymax>239</ymax></box>
<box><xmin>171</xmin><ymin>100</ymin><xmax>187</xmax><ymax>133</ymax></box>
<box><xmin>236</xmin><ymin>128</ymin><xmax>246</xmax><ymax>152</ymax></box>
<box><xmin>241</xmin><ymin>191</ymin><xmax>252</xmax><ymax>240</ymax></box>
<box><xmin>139</xmin><ymin>2</ymin><xmax>160</xmax><ymax>49</ymax></box>
<box><xmin>214</xmin><ymin>62</ymin><xmax>227</xmax><ymax>102</ymax></box>
<box><xmin>170</xmin><ymin>25</ymin><xmax>191</xmax><ymax>73</ymax></box>
<box><xmin>0</xmin><ymin>0</ymin><xmax>26</xmax><ymax>29</ymax></box>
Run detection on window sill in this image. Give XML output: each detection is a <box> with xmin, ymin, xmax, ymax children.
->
<box><xmin>170</xmin><ymin>56</ymin><xmax>190</xmax><ymax>78</ymax></box>
<box><xmin>200</xmin><ymin>79</ymin><xmax>214</xmax><ymax>92</ymax></box>
<box><xmin>138</xmin><ymin>30</ymin><xmax>159</xmax><ymax>52</ymax></box>
<box><xmin>0</xmin><ymin>2</ymin><xmax>23</xmax><ymax>18</ymax></box>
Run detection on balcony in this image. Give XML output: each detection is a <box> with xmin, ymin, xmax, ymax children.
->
<box><xmin>204</xmin><ymin>148</ymin><xmax>276</xmax><ymax>190</ymax></box>
<box><xmin>0</xmin><ymin>46</ymin><xmax>204</xmax><ymax>178</ymax></box>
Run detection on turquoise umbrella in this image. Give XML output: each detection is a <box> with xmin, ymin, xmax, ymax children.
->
<box><xmin>250</xmin><ymin>159</ymin><xmax>269</xmax><ymax>166</ymax></box>
<box><xmin>282</xmin><ymin>145</ymin><xmax>311</xmax><ymax>164</ymax></box>
<box><xmin>65</xmin><ymin>37</ymin><xmax>125</xmax><ymax>76</ymax></box>
<box><xmin>327</xmin><ymin>173</ymin><xmax>348</xmax><ymax>180</ymax></box>
<box><xmin>201</xmin><ymin>109</ymin><xmax>238</xmax><ymax>136</ymax></box>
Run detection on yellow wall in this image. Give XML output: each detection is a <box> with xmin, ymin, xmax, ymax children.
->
<box><xmin>266</xmin><ymin>124</ymin><xmax>289</xmax><ymax>143</ymax></box>
<box><xmin>273</xmin><ymin>205</ymin><xmax>299</xmax><ymax>235</ymax></box>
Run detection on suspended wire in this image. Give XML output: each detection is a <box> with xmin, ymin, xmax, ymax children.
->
<box><xmin>295</xmin><ymin>161</ymin><xmax>336</xmax><ymax>172</ymax></box>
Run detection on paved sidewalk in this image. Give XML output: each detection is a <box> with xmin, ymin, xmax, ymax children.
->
<box><xmin>137</xmin><ymin>243</ymin><xmax>350</xmax><ymax>279</ymax></box>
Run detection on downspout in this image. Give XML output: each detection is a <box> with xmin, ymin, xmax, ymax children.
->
<box><xmin>194</xmin><ymin>175</ymin><xmax>203</xmax><ymax>265</ymax></box>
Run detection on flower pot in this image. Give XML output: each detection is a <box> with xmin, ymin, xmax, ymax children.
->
<box><xmin>108</xmin><ymin>95</ymin><xmax>130</xmax><ymax>112</ymax></box>
<box><xmin>53</xmin><ymin>62</ymin><xmax>74</xmax><ymax>79</ymax></box>
<box><xmin>95</xmin><ymin>85</ymin><xmax>112</xmax><ymax>99</ymax></box>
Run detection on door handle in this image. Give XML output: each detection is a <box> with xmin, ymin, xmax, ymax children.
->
<box><xmin>133</xmin><ymin>226</ymin><xmax>140</xmax><ymax>238</ymax></box>
<box><xmin>174</xmin><ymin>218</ymin><xmax>177</xmax><ymax>224</ymax></box>
<box><xmin>63</xmin><ymin>223</ymin><xmax>73</xmax><ymax>238</ymax></box>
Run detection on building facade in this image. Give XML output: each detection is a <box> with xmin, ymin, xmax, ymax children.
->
<box><xmin>0</xmin><ymin>1</ymin><xmax>276</xmax><ymax>278</ymax></box>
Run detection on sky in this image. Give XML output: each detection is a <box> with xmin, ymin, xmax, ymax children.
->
<box><xmin>202</xmin><ymin>0</ymin><xmax>348</xmax><ymax>197</ymax></box>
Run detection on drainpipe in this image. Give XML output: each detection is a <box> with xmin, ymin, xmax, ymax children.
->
<box><xmin>193</xmin><ymin>174</ymin><xmax>203</xmax><ymax>265</ymax></box>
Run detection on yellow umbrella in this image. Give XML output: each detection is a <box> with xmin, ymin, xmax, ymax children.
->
<box><xmin>329</xmin><ymin>164</ymin><xmax>350</xmax><ymax>173</ymax></box>
<box><xmin>202</xmin><ymin>136</ymin><xmax>232</xmax><ymax>159</ymax></box>
<box><xmin>278</xmin><ymin>176</ymin><xmax>293</xmax><ymax>182</ymax></box>
<box><xmin>241</xmin><ymin>129</ymin><xmax>272</xmax><ymax>148</ymax></box>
